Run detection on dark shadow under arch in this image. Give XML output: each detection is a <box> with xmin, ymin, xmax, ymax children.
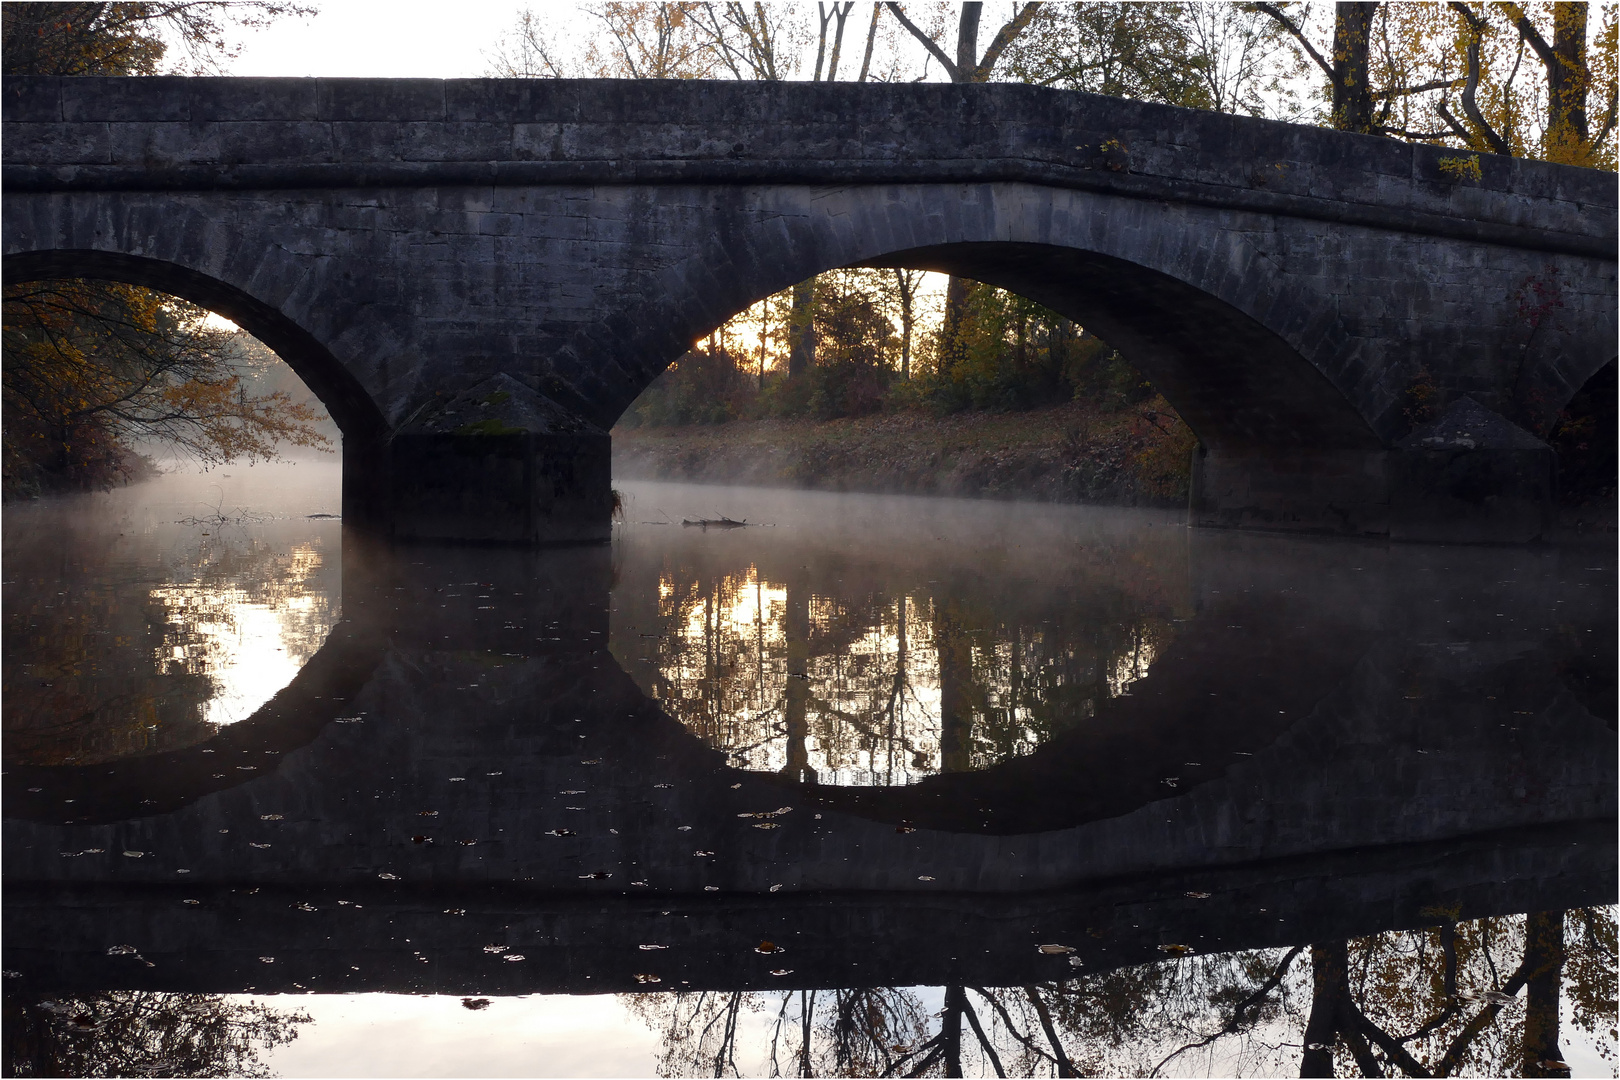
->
<box><xmin>3</xmin><ymin>249</ymin><xmax>387</xmax><ymax>442</ymax></box>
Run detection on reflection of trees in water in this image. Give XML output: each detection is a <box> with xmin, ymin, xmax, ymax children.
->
<box><xmin>3</xmin><ymin>533</ymin><xmax>337</xmax><ymax>766</ymax></box>
<box><xmin>633</xmin><ymin>563</ymin><xmax>1171</xmax><ymax>785</ymax></box>
<box><xmin>620</xmin><ymin>908</ymin><xmax>1615</xmax><ymax>1076</ymax></box>
<box><xmin>3</xmin><ymin>991</ymin><xmax>310</xmax><ymax>1078</ymax></box>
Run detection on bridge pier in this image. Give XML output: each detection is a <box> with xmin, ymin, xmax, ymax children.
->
<box><xmin>1192</xmin><ymin>399</ymin><xmax>1554</xmax><ymax>543</ymax></box>
<box><xmin>344</xmin><ymin>376</ymin><xmax>613</xmax><ymax>546</ymax></box>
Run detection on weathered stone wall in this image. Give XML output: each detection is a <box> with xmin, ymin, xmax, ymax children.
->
<box><xmin>4</xmin><ymin>77</ymin><xmax>1614</xmax><ymax>541</ymax></box>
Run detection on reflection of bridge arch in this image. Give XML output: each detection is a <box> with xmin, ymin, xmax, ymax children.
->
<box><xmin>5</xmin><ymin>77</ymin><xmax>1614</xmax><ymax>542</ymax></box>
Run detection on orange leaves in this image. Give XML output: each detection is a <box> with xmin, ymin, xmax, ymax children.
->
<box><xmin>4</xmin><ymin>278</ymin><xmax>332</xmax><ymax>493</ymax></box>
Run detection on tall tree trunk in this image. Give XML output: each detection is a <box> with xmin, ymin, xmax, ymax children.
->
<box><xmin>1331</xmin><ymin>3</ymin><xmax>1376</xmax><ymax>133</ymax></box>
<box><xmin>825</xmin><ymin>3</ymin><xmax>853</xmax><ymax>81</ymax></box>
<box><xmin>857</xmin><ymin>2</ymin><xmax>880</xmax><ymax>82</ymax></box>
<box><xmin>955</xmin><ymin>3</ymin><xmax>981</xmax><ymax>79</ymax></box>
<box><xmin>938</xmin><ymin>274</ymin><xmax>972</xmax><ymax>378</ymax></box>
<box><xmin>942</xmin><ymin>984</ymin><xmax>966</xmax><ymax>1077</ymax></box>
<box><xmin>1522</xmin><ymin>911</ymin><xmax>1570</xmax><ymax>1077</ymax></box>
<box><xmin>1548</xmin><ymin>3</ymin><xmax>1589</xmax><ymax>148</ymax></box>
<box><xmin>787</xmin><ymin>278</ymin><xmax>816</xmax><ymax>379</ymax></box>
<box><xmin>1300</xmin><ymin>943</ymin><xmax>1345</xmax><ymax>1077</ymax></box>
<box><xmin>894</xmin><ymin>268</ymin><xmax>915</xmax><ymax>379</ymax></box>
<box><xmin>782</xmin><ymin>571</ymin><xmax>814</xmax><ymax>783</ymax></box>
<box><xmin>935</xmin><ymin>601</ymin><xmax>974</xmax><ymax>774</ymax></box>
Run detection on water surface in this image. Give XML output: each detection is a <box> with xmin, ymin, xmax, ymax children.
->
<box><xmin>3</xmin><ymin>471</ymin><xmax>1614</xmax><ymax>1077</ymax></box>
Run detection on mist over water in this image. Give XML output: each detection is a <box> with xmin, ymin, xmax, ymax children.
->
<box><xmin>3</xmin><ymin>469</ymin><xmax>1614</xmax><ymax>1077</ymax></box>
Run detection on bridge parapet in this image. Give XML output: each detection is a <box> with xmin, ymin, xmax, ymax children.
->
<box><xmin>3</xmin><ymin>77</ymin><xmax>1612</xmax><ymax>256</ymax></box>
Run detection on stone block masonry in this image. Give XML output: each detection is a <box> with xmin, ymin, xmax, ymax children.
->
<box><xmin>4</xmin><ymin>77</ymin><xmax>1615</xmax><ymax>542</ymax></box>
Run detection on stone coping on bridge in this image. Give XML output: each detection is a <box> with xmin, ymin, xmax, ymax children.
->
<box><xmin>4</xmin><ymin>77</ymin><xmax>1613</xmax><ymax>258</ymax></box>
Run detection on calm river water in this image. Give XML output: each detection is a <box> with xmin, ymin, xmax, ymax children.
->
<box><xmin>3</xmin><ymin>464</ymin><xmax>1614</xmax><ymax>1077</ymax></box>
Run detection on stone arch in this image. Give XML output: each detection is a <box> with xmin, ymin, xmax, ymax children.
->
<box><xmin>576</xmin><ymin>183</ymin><xmax>1384</xmax><ymax>455</ymax></box>
<box><xmin>2</xmin><ymin>248</ymin><xmax>387</xmax><ymax>442</ymax></box>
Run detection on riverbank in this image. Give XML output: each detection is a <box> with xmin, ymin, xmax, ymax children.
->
<box><xmin>611</xmin><ymin>399</ymin><xmax>1195</xmax><ymax>508</ymax></box>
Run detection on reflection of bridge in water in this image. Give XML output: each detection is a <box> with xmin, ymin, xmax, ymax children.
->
<box><xmin>4</xmin><ymin>531</ymin><xmax>1613</xmax><ymax>997</ymax></box>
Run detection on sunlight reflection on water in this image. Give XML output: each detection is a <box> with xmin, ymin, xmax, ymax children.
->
<box><xmin>1</xmin><ymin>458</ymin><xmax>342</xmax><ymax>765</ymax></box>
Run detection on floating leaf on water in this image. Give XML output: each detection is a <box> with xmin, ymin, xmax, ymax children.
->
<box><xmin>378</xmin><ymin>873</ymin><xmax>400</xmax><ymax>880</ymax></box>
<box><xmin>486</xmin><ymin>771</ymin><xmax>503</xmax><ymax>776</ymax></box>
<box><xmin>896</xmin><ymin>825</ymin><xmax>916</xmax><ymax>834</ymax></box>
<box><xmin>693</xmin><ymin>850</ymin><xmax>715</xmax><ymax>857</ymax></box>
<box><xmin>769</xmin><ymin>884</ymin><xmax>783</xmax><ymax>892</ymax></box>
<box><xmin>106</xmin><ymin>945</ymin><xmax>139</xmax><ymax>956</ymax></box>
<box><xmin>182</xmin><ymin>900</ymin><xmax>200</xmax><ymax>906</ymax></box>
<box><xmin>419</xmin><ymin>811</ymin><xmax>439</xmax><ymax>817</ymax></box>
<box><xmin>755</xmin><ymin>941</ymin><xmax>783</xmax><ymax>954</ymax></box>
<box><xmin>1184</xmin><ymin>891</ymin><xmax>1212</xmax><ymax>899</ymax></box>
<box><xmin>444</xmin><ymin>908</ymin><xmax>466</xmax><ymax>916</ymax></box>
<box><xmin>259</xmin><ymin>814</ymin><xmax>284</xmax><ymax>821</ymax></box>
<box><xmin>1068</xmin><ymin>956</ymin><xmax>1084</xmax><ymax>968</ymax></box>
<box><xmin>634</xmin><ymin>973</ymin><xmax>661</xmax><ymax>984</ymax></box>
<box><xmin>462</xmin><ymin>998</ymin><xmax>492</xmax><ymax>1010</ymax></box>
<box><xmin>631</xmin><ymin>880</ymin><xmax>650</xmax><ymax>887</ymax></box>
<box><xmin>729</xmin><ymin>783</ymin><xmax>742</xmax><ymax>789</ymax></box>
<box><xmin>249</xmin><ymin>843</ymin><xmax>272</xmax><ymax>849</ymax></box>
<box><xmin>294</xmin><ymin>903</ymin><xmax>317</xmax><ymax>912</ymax></box>
<box><xmin>483</xmin><ymin>945</ymin><xmax>509</xmax><ymax>954</ymax></box>
<box><xmin>1037</xmin><ymin>945</ymin><xmax>1076</xmax><ymax>955</ymax></box>
<box><xmin>753</xmin><ymin>823</ymin><xmax>781</xmax><ymax>830</ymax></box>
<box><xmin>769</xmin><ymin>969</ymin><xmax>794</xmax><ymax>976</ymax></box>
<box><xmin>580</xmin><ymin>871</ymin><xmax>612</xmax><ymax>879</ymax></box>
<box><xmin>677</xmin><ymin>826</ymin><xmax>693</xmax><ymax>832</ymax></box>
<box><xmin>545</xmin><ymin>829</ymin><xmax>575</xmax><ymax>837</ymax></box>
<box><xmin>704</xmin><ymin>886</ymin><xmax>719</xmax><ymax>892</ymax></box>
<box><xmin>917</xmin><ymin>875</ymin><xmax>936</xmax><ymax>882</ymax></box>
<box><xmin>122</xmin><ymin>851</ymin><xmax>144</xmax><ymax>858</ymax></box>
<box><xmin>457</xmin><ymin>839</ymin><xmax>477</xmax><ymax>846</ymax></box>
<box><xmin>1157</xmin><ymin>944</ymin><xmax>1195</xmax><ymax>956</ymax></box>
<box><xmin>638</xmin><ymin>945</ymin><xmax>668</xmax><ymax>951</ymax></box>
<box><xmin>412</xmin><ymin>835</ymin><xmax>431</xmax><ymax>844</ymax></box>
<box><xmin>504</xmin><ymin>954</ymin><xmax>525</xmax><ymax>962</ymax></box>
<box><xmin>259</xmin><ymin>957</ymin><xmax>276</xmax><ymax>964</ymax></box>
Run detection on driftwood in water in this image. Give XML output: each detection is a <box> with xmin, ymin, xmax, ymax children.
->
<box><xmin>681</xmin><ymin>516</ymin><xmax>750</xmax><ymax>530</ymax></box>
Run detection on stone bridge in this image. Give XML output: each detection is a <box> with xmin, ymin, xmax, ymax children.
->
<box><xmin>3</xmin><ymin>77</ymin><xmax>1615</xmax><ymax>543</ymax></box>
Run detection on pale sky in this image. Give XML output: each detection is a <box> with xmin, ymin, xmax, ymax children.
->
<box><xmin>227</xmin><ymin>1</ymin><xmax>564</xmax><ymax>79</ymax></box>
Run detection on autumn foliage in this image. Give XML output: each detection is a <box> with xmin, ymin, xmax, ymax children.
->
<box><xmin>2</xmin><ymin>280</ymin><xmax>330</xmax><ymax>498</ymax></box>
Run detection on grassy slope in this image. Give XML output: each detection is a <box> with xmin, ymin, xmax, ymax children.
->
<box><xmin>612</xmin><ymin>399</ymin><xmax>1194</xmax><ymax>508</ymax></box>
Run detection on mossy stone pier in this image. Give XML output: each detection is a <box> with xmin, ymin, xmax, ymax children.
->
<box><xmin>3</xmin><ymin>77</ymin><xmax>1614</xmax><ymax>543</ymax></box>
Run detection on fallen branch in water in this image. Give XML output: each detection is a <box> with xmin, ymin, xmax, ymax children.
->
<box><xmin>681</xmin><ymin>516</ymin><xmax>751</xmax><ymax>529</ymax></box>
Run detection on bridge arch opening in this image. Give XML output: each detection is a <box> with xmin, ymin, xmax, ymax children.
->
<box><xmin>3</xmin><ymin>249</ymin><xmax>386</xmax><ymax>446</ymax></box>
<box><xmin>604</xmin><ymin>240</ymin><xmax>1383</xmax><ymax>459</ymax></box>
<box><xmin>2</xmin><ymin>251</ymin><xmax>355</xmax><ymax>771</ymax></box>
